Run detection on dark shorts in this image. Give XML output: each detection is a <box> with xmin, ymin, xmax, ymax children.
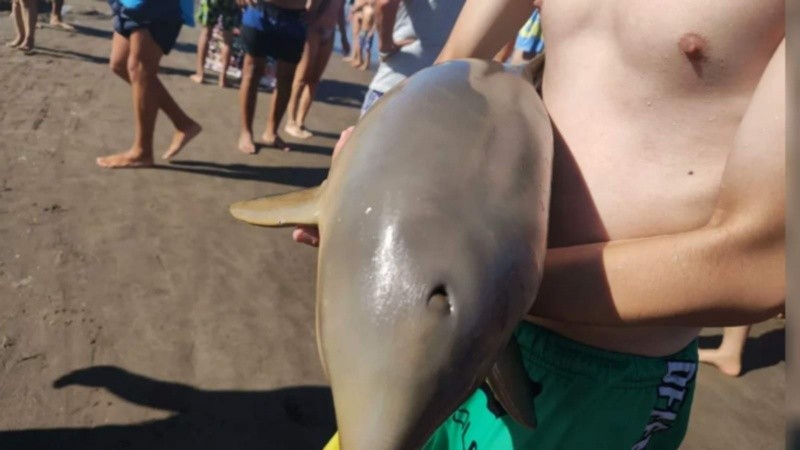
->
<box><xmin>240</xmin><ymin>3</ymin><xmax>306</xmax><ymax>63</ymax></box>
<box><xmin>108</xmin><ymin>0</ymin><xmax>183</xmax><ymax>55</ymax></box>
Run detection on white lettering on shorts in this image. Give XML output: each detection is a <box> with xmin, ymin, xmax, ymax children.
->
<box><xmin>630</xmin><ymin>360</ymin><xmax>697</xmax><ymax>450</ymax></box>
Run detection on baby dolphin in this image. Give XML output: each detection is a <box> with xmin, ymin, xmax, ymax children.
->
<box><xmin>230</xmin><ymin>56</ymin><xmax>553</xmax><ymax>450</ymax></box>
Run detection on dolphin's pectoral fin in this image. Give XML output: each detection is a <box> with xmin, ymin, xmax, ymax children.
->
<box><xmin>487</xmin><ymin>337</ymin><xmax>539</xmax><ymax>429</ymax></box>
<box><xmin>229</xmin><ymin>184</ymin><xmax>325</xmax><ymax>227</ymax></box>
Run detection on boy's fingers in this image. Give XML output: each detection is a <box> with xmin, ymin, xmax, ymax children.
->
<box><xmin>293</xmin><ymin>227</ymin><xmax>321</xmax><ymax>247</ymax></box>
<box><xmin>332</xmin><ymin>126</ymin><xmax>356</xmax><ymax>159</ymax></box>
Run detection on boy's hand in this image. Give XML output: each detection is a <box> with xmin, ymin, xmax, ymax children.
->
<box><xmin>378</xmin><ymin>37</ymin><xmax>417</xmax><ymax>60</ymax></box>
<box><xmin>292</xmin><ymin>127</ymin><xmax>355</xmax><ymax>247</ymax></box>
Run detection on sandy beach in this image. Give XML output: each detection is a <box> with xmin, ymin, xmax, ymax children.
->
<box><xmin>0</xmin><ymin>2</ymin><xmax>785</xmax><ymax>449</ymax></box>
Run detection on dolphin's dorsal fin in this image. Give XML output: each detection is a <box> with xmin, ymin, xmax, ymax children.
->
<box><xmin>229</xmin><ymin>183</ymin><xmax>325</xmax><ymax>227</ymax></box>
<box><xmin>486</xmin><ymin>337</ymin><xmax>539</xmax><ymax>429</ymax></box>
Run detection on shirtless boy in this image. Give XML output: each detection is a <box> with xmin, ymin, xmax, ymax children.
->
<box><xmin>284</xmin><ymin>0</ymin><xmax>345</xmax><ymax>139</ymax></box>
<box><xmin>237</xmin><ymin>0</ymin><xmax>321</xmax><ymax>153</ymax></box>
<box><xmin>295</xmin><ymin>0</ymin><xmax>786</xmax><ymax>448</ymax></box>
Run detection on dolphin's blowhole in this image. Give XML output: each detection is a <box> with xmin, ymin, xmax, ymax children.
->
<box><xmin>427</xmin><ymin>285</ymin><xmax>452</xmax><ymax>315</ymax></box>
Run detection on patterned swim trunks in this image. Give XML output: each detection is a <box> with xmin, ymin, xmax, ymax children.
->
<box><xmin>197</xmin><ymin>0</ymin><xmax>241</xmax><ymax>30</ymax></box>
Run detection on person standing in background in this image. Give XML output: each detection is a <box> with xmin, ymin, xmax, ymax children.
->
<box><xmin>284</xmin><ymin>0</ymin><xmax>347</xmax><ymax>139</ymax></box>
<box><xmin>6</xmin><ymin>0</ymin><xmax>38</xmax><ymax>52</ymax></box>
<box><xmin>236</xmin><ymin>0</ymin><xmax>321</xmax><ymax>154</ymax></box>
<box><xmin>191</xmin><ymin>0</ymin><xmax>241</xmax><ymax>88</ymax></box>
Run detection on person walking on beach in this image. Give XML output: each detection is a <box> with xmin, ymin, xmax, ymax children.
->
<box><xmin>6</xmin><ymin>0</ymin><xmax>38</xmax><ymax>52</ymax></box>
<box><xmin>237</xmin><ymin>0</ymin><xmax>321</xmax><ymax>154</ymax></box>
<box><xmin>190</xmin><ymin>0</ymin><xmax>240</xmax><ymax>88</ymax></box>
<box><xmin>96</xmin><ymin>0</ymin><xmax>202</xmax><ymax>168</ymax></box>
<box><xmin>284</xmin><ymin>0</ymin><xmax>346</xmax><ymax>139</ymax></box>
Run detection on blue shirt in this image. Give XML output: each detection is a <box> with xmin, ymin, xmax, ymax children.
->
<box><xmin>118</xmin><ymin>0</ymin><xmax>194</xmax><ymax>26</ymax></box>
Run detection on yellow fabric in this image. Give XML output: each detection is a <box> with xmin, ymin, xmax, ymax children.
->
<box><xmin>323</xmin><ymin>432</ymin><xmax>340</xmax><ymax>450</ymax></box>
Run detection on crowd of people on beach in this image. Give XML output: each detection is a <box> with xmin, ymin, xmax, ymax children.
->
<box><xmin>3</xmin><ymin>0</ymin><xmax>787</xmax><ymax>448</ymax></box>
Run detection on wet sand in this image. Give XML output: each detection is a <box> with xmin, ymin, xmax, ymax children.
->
<box><xmin>0</xmin><ymin>3</ymin><xmax>785</xmax><ymax>449</ymax></box>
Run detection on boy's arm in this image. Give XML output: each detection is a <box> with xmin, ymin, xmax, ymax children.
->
<box><xmin>374</xmin><ymin>0</ymin><xmax>416</xmax><ymax>57</ymax></box>
<box><xmin>529</xmin><ymin>40</ymin><xmax>786</xmax><ymax>327</ymax></box>
<box><xmin>435</xmin><ymin>0</ymin><xmax>535</xmax><ymax>63</ymax></box>
<box><xmin>374</xmin><ymin>0</ymin><xmax>400</xmax><ymax>53</ymax></box>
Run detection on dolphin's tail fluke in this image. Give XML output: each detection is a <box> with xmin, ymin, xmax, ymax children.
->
<box><xmin>229</xmin><ymin>183</ymin><xmax>325</xmax><ymax>227</ymax></box>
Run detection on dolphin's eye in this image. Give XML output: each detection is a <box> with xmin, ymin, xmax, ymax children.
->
<box><xmin>427</xmin><ymin>285</ymin><xmax>452</xmax><ymax>315</ymax></box>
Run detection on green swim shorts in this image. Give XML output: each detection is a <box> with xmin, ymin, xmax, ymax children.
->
<box><xmin>197</xmin><ymin>0</ymin><xmax>240</xmax><ymax>30</ymax></box>
<box><xmin>423</xmin><ymin>322</ymin><xmax>699</xmax><ymax>450</ymax></box>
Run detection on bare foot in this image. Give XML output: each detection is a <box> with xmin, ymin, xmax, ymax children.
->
<box><xmin>163</xmin><ymin>122</ymin><xmax>202</xmax><ymax>160</ymax></box>
<box><xmin>189</xmin><ymin>73</ymin><xmax>204</xmax><ymax>84</ymax></box>
<box><xmin>50</xmin><ymin>19</ymin><xmax>75</xmax><ymax>31</ymax></box>
<box><xmin>17</xmin><ymin>41</ymin><xmax>34</xmax><ymax>53</ymax></box>
<box><xmin>358</xmin><ymin>61</ymin><xmax>370</xmax><ymax>71</ymax></box>
<box><xmin>96</xmin><ymin>150</ymin><xmax>154</xmax><ymax>169</ymax></box>
<box><xmin>238</xmin><ymin>131</ymin><xmax>257</xmax><ymax>155</ymax></box>
<box><xmin>5</xmin><ymin>38</ymin><xmax>23</xmax><ymax>48</ymax></box>
<box><xmin>698</xmin><ymin>349</ymin><xmax>742</xmax><ymax>377</ymax></box>
<box><xmin>262</xmin><ymin>133</ymin><xmax>290</xmax><ymax>151</ymax></box>
<box><xmin>284</xmin><ymin>123</ymin><xmax>313</xmax><ymax>139</ymax></box>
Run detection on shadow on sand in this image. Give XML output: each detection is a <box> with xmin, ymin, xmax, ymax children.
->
<box><xmin>33</xmin><ymin>46</ymin><xmax>195</xmax><ymax>77</ymax></box>
<box><xmin>316</xmin><ymin>79</ymin><xmax>368</xmax><ymax>109</ymax></box>
<box><xmin>155</xmin><ymin>160</ymin><xmax>329</xmax><ymax>188</ymax></box>
<box><xmin>0</xmin><ymin>366</ymin><xmax>336</xmax><ymax>450</ymax></box>
<box><xmin>698</xmin><ymin>327</ymin><xmax>785</xmax><ymax>376</ymax></box>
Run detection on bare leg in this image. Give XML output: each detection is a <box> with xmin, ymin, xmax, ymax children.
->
<box><xmin>218</xmin><ymin>30</ymin><xmax>233</xmax><ymax>88</ymax></box>
<box><xmin>285</xmin><ymin>33</ymin><xmax>318</xmax><ymax>139</ymax></box>
<box><xmin>97</xmin><ymin>29</ymin><xmax>164</xmax><ymax>168</ymax></box>
<box><xmin>191</xmin><ymin>25</ymin><xmax>213</xmax><ymax>84</ymax></box>
<box><xmin>337</xmin><ymin>1</ymin><xmax>350</xmax><ymax>56</ymax></box>
<box><xmin>358</xmin><ymin>32</ymin><xmax>373</xmax><ymax>70</ymax></box>
<box><xmin>262</xmin><ymin>59</ymin><xmax>297</xmax><ymax>151</ymax></box>
<box><xmin>18</xmin><ymin>0</ymin><xmax>37</xmax><ymax>52</ymax></box>
<box><xmin>238</xmin><ymin>54</ymin><xmax>265</xmax><ymax>154</ymax></box>
<box><xmin>347</xmin><ymin>10</ymin><xmax>362</xmax><ymax>64</ymax></box>
<box><xmin>357</xmin><ymin>6</ymin><xmax>375</xmax><ymax>70</ymax></box>
<box><xmin>699</xmin><ymin>325</ymin><xmax>751</xmax><ymax>377</ymax></box>
<box><xmin>98</xmin><ymin>31</ymin><xmax>200</xmax><ymax>167</ymax></box>
<box><xmin>296</xmin><ymin>35</ymin><xmax>333</xmax><ymax>132</ymax></box>
<box><xmin>108</xmin><ymin>32</ymin><xmax>201</xmax><ymax>143</ymax></box>
<box><xmin>49</xmin><ymin>0</ymin><xmax>74</xmax><ymax>30</ymax></box>
<box><xmin>6</xmin><ymin>0</ymin><xmax>25</xmax><ymax>48</ymax></box>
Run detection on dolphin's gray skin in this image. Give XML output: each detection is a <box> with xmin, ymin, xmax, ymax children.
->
<box><xmin>230</xmin><ymin>57</ymin><xmax>553</xmax><ymax>450</ymax></box>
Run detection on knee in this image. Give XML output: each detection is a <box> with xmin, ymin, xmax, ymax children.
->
<box><xmin>109</xmin><ymin>58</ymin><xmax>127</xmax><ymax>78</ymax></box>
<box><xmin>126</xmin><ymin>60</ymin><xmax>148</xmax><ymax>83</ymax></box>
